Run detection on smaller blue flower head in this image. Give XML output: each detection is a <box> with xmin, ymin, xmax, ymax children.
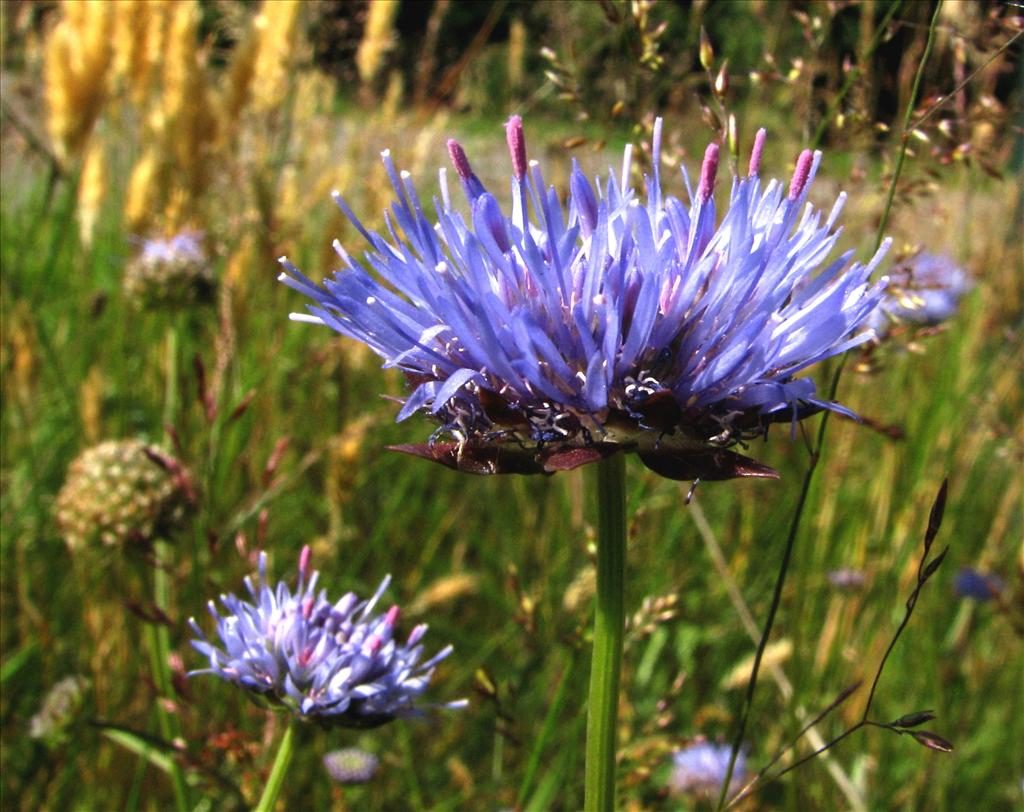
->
<box><xmin>669</xmin><ymin>740</ymin><xmax>747</xmax><ymax>797</ymax></box>
<box><xmin>323</xmin><ymin>748</ymin><xmax>380</xmax><ymax>784</ymax></box>
<box><xmin>189</xmin><ymin>547</ymin><xmax>466</xmax><ymax>728</ymax></box>
<box><xmin>866</xmin><ymin>252</ymin><xmax>971</xmax><ymax>337</ymax></box>
<box><xmin>139</xmin><ymin>231</ymin><xmax>206</xmax><ymax>265</ymax></box>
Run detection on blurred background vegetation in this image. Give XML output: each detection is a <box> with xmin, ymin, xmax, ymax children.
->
<box><xmin>1</xmin><ymin>1</ymin><xmax>1021</xmax><ymax>810</ymax></box>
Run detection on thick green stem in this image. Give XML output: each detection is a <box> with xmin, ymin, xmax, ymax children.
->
<box><xmin>147</xmin><ymin>540</ymin><xmax>190</xmax><ymax>812</ymax></box>
<box><xmin>584</xmin><ymin>454</ymin><xmax>627</xmax><ymax>812</ymax></box>
<box><xmin>254</xmin><ymin>719</ymin><xmax>296</xmax><ymax>812</ymax></box>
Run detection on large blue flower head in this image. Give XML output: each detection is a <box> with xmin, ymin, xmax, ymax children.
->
<box><xmin>189</xmin><ymin>547</ymin><xmax>465</xmax><ymax>728</ymax></box>
<box><xmin>280</xmin><ymin>117</ymin><xmax>890</xmax><ymax>479</ymax></box>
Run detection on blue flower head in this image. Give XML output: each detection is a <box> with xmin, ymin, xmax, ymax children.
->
<box><xmin>323</xmin><ymin>748</ymin><xmax>380</xmax><ymax>784</ymax></box>
<box><xmin>866</xmin><ymin>251</ymin><xmax>971</xmax><ymax>338</ymax></box>
<box><xmin>669</xmin><ymin>740</ymin><xmax>747</xmax><ymax>797</ymax></box>
<box><xmin>189</xmin><ymin>547</ymin><xmax>466</xmax><ymax>728</ymax></box>
<box><xmin>280</xmin><ymin>117</ymin><xmax>889</xmax><ymax>480</ymax></box>
<box><xmin>953</xmin><ymin>568</ymin><xmax>1004</xmax><ymax>602</ymax></box>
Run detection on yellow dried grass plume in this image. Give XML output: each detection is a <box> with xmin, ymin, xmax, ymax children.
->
<box><xmin>160</xmin><ymin>1</ymin><xmax>219</xmax><ymax>205</ymax></box>
<box><xmin>251</xmin><ymin>0</ymin><xmax>302</xmax><ymax>113</ymax></box>
<box><xmin>222</xmin><ymin>0</ymin><xmax>303</xmax><ymax>128</ymax></box>
<box><xmin>111</xmin><ymin>0</ymin><xmax>169</xmax><ymax>105</ymax></box>
<box><xmin>356</xmin><ymin>0</ymin><xmax>399</xmax><ymax>86</ymax></box>
<box><xmin>77</xmin><ymin>140</ymin><xmax>106</xmax><ymax>248</ymax></box>
<box><xmin>44</xmin><ymin>0</ymin><xmax>114</xmax><ymax>164</ymax></box>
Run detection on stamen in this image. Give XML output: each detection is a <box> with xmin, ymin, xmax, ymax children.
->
<box><xmin>788</xmin><ymin>149</ymin><xmax>813</xmax><ymax>200</ymax></box>
<box><xmin>748</xmin><ymin>128</ymin><xmax>766</xmax><ymax>177</ymax></box>
<box><xmin>698</xmin><ymin>143</ymin><xmax>719</xmax><ymax>203</ymax></box>
<box><xmin>505</xmin><ymin>115</ymin><xmax>527</xmax><ymax>179</ymax></box>
<box><xmin>298</xmin><ymin>544</ymin><xmax>311</xmax><ymax>579</ymax></box>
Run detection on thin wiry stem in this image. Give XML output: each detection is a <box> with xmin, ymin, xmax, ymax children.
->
<box><xmin>688</xmin><ymin>496</ymin><xmax>866</xmax><ymax>810</ymax></box>
<box><xmin>726</xmin><ymin>480</ymin><xmax>950</xmax><ymax>808</ymax></box>
<box><xmin>716</xmin><ymin>7</ymin><xmax>947</xmax><ymax>808</ymax></box>
<box><xmin>909</xmin><ymin>30</ymin><xmax>1023</xmax><ymax>133</ymax></box>
<box><xmin>714</xmin><ymin>436</ymin><xmax>820</xmax><ymax>811</ymax></box>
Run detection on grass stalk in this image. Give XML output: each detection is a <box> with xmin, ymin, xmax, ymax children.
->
<box><xmin>146</xmin><ymin>540</ymin><xmax>190</xmax><ymax>812</ymax></box>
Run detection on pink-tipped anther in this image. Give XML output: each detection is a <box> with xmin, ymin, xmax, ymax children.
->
<box><xmin>789</xmin><ymin>149</ymin><xmax>813</xmax><ymax>200</ymax></box>
<box><xmin>748</xmin><ymin>128</ymin><xmax>766</xmax><ymax>177</ymax></box>
<box><xmin>298</xmin><ymin>544</ymin><xmax>311</xmax><ymax>579</ymax></box>
<box><xmin>301</xmin><ymin>596</ymin><xmax>315</xmax><ymax>620</ymax></box>
<box><xmin>447</xmin><ymin>139</ymin><xmax>474</xmax><ymax>181</ymax></box>
<box><xmin>505</xmin><ymin>115</ymin><xmax>527</xmax><ymax>179</ymax></box>
<box><xmin>698</xmin><ymin>142</ymin><xmax>720</xmax><ymax>203</ymax></box>
<box><xmin>384</xmin><ymin>605</ymin><xmax>401</xmax><ymax>627</ymax></box>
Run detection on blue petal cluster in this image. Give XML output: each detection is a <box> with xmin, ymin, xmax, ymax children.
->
<box><xmin>669</xmin><ymin>740</ymin><xmax>747</xmax><ymax>796</ymax></box>
<box><xmin>280</xmin><ymin>117</ymin><xmax>888</xmax><ymax>469</ymax></box>
<box><xmin>189</xmin><ymin>548</ymin><xmax>465</xmax><ymax>728</ymax></box>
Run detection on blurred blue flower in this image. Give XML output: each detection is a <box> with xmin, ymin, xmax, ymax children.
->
<box><xmin>138</xmin><ymin>231</ymin><xmax>205</xmax><ymax>264</ymax></box>
<box><xmin>866</xmin><ymin>252</ymin><xmax>971</xmax><ymax>337</ymax></box>
<box><xmin>189</xmin><ymin>547</ymin><xmax>466</xmax><ymax>728</ymax></box>
<box><xmin>281</xmin><ymin>117</ymin><xmax>889</xmax><ymax>479</ymax></box>
<box><xmin>827</xmin><ymin>568</ymin><xmax>868</xmax><ymax>591</ymax></box>
<box><xmin>323</xmin><ymin>748</ymin><xmax>380</xmax><ymax>783</ymax></box>
<box><xmin>669</xmin><ymin>740</ymin><xmax>747</xmax><ymax>797</ymax></box>
<box><xmin>125</xmin><ymin>231</ymin><xmax>215</xmax><ymax>309</ymax></box>
<box><xmin>954</xmin><ymin>568</ymin><xmax>1004</xmax><ymax>601</ymax></box>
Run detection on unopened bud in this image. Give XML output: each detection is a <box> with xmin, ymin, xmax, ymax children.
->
<box><xmin>714</xmin><ymin>61</ymin><xmax>729</xmax><ymax>97</ymax></box>
<box><xmin>699</xmin><ymin>28</ymin><xmax>714</xmax><ymax>71</ymax></box>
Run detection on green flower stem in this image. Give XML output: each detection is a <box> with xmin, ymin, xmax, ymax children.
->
<box><xmin>254</xmin><ymin>718</ymin><xmax>297</xmax><ymax>812</ymax></box>
<box><xmin>584</xmin><ymin>453</ymin><xmax>627</xmax><ymax>812</ymax></box>
<box><xmin>147</xmin><ymin>540</ymin><xmax>190</xmax><ymax>812</ymax></box>
<box><xmin>162</xmin><ymin>324</ymin><xmax>179</xmax><ymax>438</ymax></box>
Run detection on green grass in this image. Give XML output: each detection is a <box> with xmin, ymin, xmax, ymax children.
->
<box><xmin>1</xmin><ymin>110</ymin><xmax>1021</xmax><ymax>812</ymax></box>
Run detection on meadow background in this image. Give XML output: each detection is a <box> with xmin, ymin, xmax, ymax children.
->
<box><xmin>1</xmin><ymin>1</ymin><xmax>1021</xmax><ymax>810</ymax></box>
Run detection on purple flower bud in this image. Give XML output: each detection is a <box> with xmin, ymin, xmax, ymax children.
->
<box><xmin>748</xmin><ymin>128</ymin><xmax>766</xmax><ymax>177</ymax></box>
<box><xmin>447</xmin><ymin>139</ymin><xmax>485</xmax><ymax>200</ymax></box>
<box><xmin>505</xmin><ymin>114</ymin><xmax>527</xmax><ymax>179</ymax></box>
<box><xmin>788</xmin><ymin>149</ymin><xmax>814</xmax><ymax>200</ymax></box>
<box><xmin>698</xmin><ymin>143</ymin><xmax>719</xmax><ymax>203</ymax></box>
